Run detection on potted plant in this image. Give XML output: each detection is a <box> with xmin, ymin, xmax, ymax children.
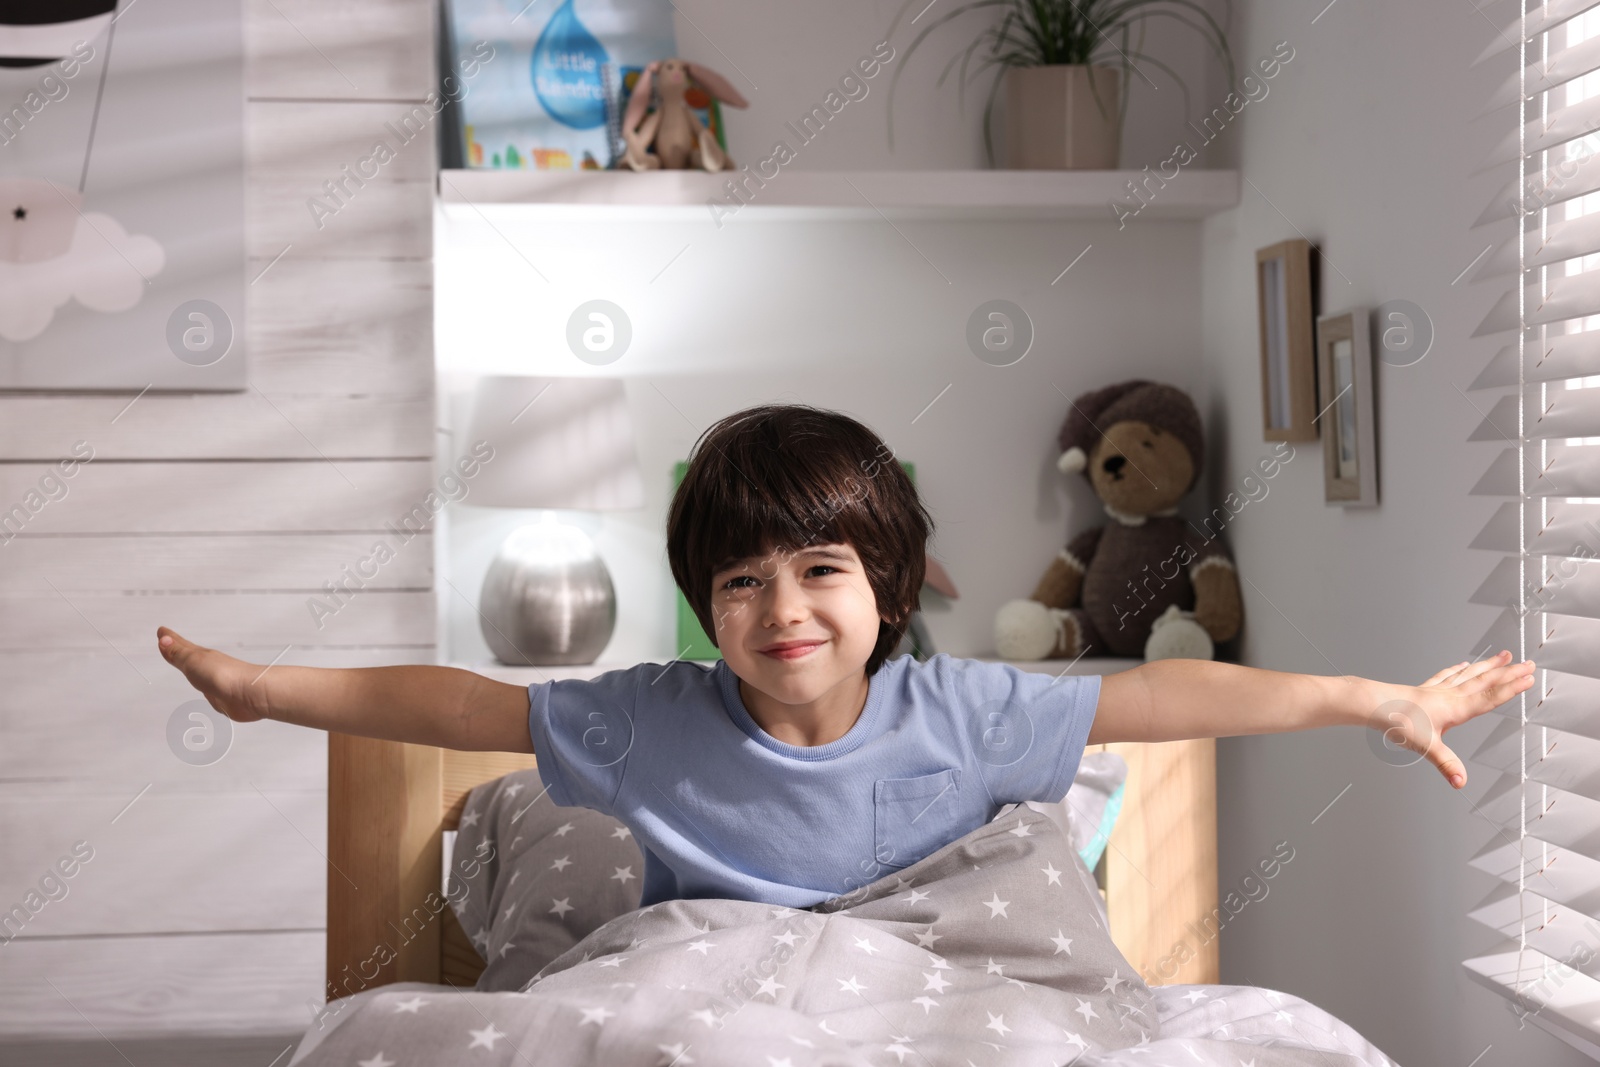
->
<box><xmin>886</xmin><ymin>0</ymin><xmax>1234</xmax><ymax>170</ymax></box>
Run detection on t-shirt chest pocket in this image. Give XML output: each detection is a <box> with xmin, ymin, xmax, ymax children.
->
<box><xmin>873</xmin><ymin>768</ymin><xmax>961</xmax><ymax>871</ymax></box>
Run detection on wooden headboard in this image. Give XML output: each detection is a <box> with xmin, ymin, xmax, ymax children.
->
<box><xmin>325</xmin><ymin>732</ymin><xmax>1218</xmax><ymax>1000</ymax></box>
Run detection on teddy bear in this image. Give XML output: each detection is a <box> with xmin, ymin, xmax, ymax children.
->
<box><xmin>994</xmin><ymin>379</ymin><xmax>1243</xmax><ymax>662</ymax></box>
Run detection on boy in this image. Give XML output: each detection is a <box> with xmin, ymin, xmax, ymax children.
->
<box><xmin>156</xmin><ymin>403</ymin><xmax>1535</xmax><ymax>909</ymax></box>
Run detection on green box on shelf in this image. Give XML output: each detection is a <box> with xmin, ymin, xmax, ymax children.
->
<box><xmin>671</xmin><ymin>460</ymin><xmax>915</xmax><ymax>662</ymax></box>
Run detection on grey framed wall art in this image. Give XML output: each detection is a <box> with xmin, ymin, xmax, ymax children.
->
<box><xmin>0</xmin><ymin>0</ymin><xmax>244</xmax><ymax>390</ymax></box>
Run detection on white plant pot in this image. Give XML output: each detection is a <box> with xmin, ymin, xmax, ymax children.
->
<box><xmin>1003</xmin><ymin>64</ymin><xmax>1121</xmax><ymax>170</ymax></box>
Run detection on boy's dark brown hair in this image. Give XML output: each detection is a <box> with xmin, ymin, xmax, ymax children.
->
<box><xmin>667</xmin><ymin>404</ymin><xmax>935</xmax><ymax>676</ymax></box>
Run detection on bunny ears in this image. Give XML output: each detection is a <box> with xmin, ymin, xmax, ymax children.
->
<box><xmin>621</xmin><ymin>58</ymin><xmax>749</xmax><ymax>135</ymax></box>
<box><xmin>683</xmin><ymin>61</ymin><xmax>749</xmax><ymax>109</ymax></box>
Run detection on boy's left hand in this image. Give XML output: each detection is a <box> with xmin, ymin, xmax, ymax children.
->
<box><xmin>1370</xmin><ymin>650</ymin><xmax>1537</xmax><ymax>790</ymax></box>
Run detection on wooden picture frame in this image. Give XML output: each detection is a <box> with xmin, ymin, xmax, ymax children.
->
<box><xmin>1315</xmin><ymin>308</ymin><xmax>1378</xmax><ymax>507</ymax></box>
<box><xmin>1255</xmin><ymin>239</ymin><xmax>1318</xmax><ymax>441</ymax></box>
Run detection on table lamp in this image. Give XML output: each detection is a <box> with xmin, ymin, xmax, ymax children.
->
<box><xmin>462</xmin><ymin>375</ymin><xmax>644</xmax><ymax>665</ymax></box>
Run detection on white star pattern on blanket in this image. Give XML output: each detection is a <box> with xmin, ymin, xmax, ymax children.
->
<box><xmin>655</xmin><ymin>1040</ymin><xmax>693</xmax><ymax>1064</ymax></box>
<box><xmin>466</xmin><ymin>1023</ymin><xmax>505</xmax><ymax>1049</ymax></box>
<box><xmin>302</xmin><ymin>795</ymin><xmax>1397</xmax><ymax>1067</ymax></box>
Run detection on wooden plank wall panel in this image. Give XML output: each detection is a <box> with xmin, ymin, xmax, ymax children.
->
<box><xmin>0</xmin><ymin>461</ymin><xmax>435</xmax><ymax>533</ymax></box>
<box><xmin>0</xmin><ymin>592</ymin><xmax>436</xmax><ymax>649</ymax></box>
<box><xmin>246</xmin><ymin>0</ymin><xmax>435</xmax><ymax>101</ymax></box>
<box><xmin>0</xmin><ymin>395</ymin><xmax>432</xmax><ymax>459</ymax></box>
<box><xmin>0</xmin><ymin>933</ymin><xmax>324</xmax><ymax>1037</ymax></box>
<box><xmin>248</xmin><ymin>101</ymin><xmax>434</xmax><ymax>260</ymax></box>
<box><xmin>1</xmin><ymin>534</ymin><xmax>433</xmax><ymax>592</ymax></box>
<box><xmin>248</xmin><ymin>259</ymin><xmax>433</xmax><ymax>396</ymax></box>
<box><xmin>0</xmin><ymin>792</ymin><xmax>329</xmax><ymax>936</ymax></box>
<box><xmin>0</xmin><ymin>649</ymin><xmax>435</xmax><ymax>790</ymax></box>
<box><xmin>0</xmin><ymin>0</ymin><xmax>438</xmax><ymax>1041</ymax></box>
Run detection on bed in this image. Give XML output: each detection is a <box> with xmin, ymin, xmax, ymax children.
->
<box><xmin>297</xmin><ymin>659</ymin><xmax>1399</xmax><ymax>1066</ymax></box>
<box><xmin>323</xmin><ymin>698</ymin><xmax>1220</xmax><ymax>992</ymax></box>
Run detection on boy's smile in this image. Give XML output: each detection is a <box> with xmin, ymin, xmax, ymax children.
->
<box><xmin>711</xmin><ymin>540</ymin><xmax>885</xmax><ymax>748</ymax></box>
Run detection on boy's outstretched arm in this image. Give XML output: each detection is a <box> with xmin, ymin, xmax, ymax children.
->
<box><xmin>1087</xmin><ymin>650</ymin><xmax>1537</xmax><ymax>790</ymax></box>
<box><xmin>155</xmin><ymin>626</ymin><xmax>534</xmax><ymax>753</ymax></box>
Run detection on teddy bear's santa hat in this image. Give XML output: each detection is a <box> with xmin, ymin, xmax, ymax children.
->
<box><xmin>1056</xmin><ymin>379</ymin><xmax>1206</xmax><ymax>493</ymax></box>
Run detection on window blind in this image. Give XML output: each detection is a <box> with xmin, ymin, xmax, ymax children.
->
<box><xmin>1462</xmin><ymin>2</ymin><xmax>1600</xmax><ymax>1055</ymax></box>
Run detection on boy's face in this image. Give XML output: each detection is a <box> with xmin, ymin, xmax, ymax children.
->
<box><xmin>710</xmin><ymin>540</ymin><xmax>883</xmax><ymax>707</ymax></box>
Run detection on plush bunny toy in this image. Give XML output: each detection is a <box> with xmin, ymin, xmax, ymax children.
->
<box><xmin>621</xmin><ymin>58</ymin><xmax>749</xmax><ymax>172</ymax></box>
<box><xmin>994</xmin><ymin>379</ymin><xmax>1244</xmax><ymax>662</ymax></box>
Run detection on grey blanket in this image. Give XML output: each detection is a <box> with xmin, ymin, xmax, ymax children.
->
<box><xmin>293</xmin><ymin>805</ymin><xmax>1395</xmax><ymax>1066</ymax></box>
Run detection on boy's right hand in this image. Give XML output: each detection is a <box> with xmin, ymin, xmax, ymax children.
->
<box><xmin>157</xmin><ymin>626</ymin><xmax>272</xmax><ymax>724</ymax></box>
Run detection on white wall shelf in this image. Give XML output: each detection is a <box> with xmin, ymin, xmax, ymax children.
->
<box><xmin>437</xmin><ymin>168</ymin><xmax>1239</xmax><ymax>222</ymax></box>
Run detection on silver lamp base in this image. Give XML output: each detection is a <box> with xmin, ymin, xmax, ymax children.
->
<box><xmin>479</xmin><ymin>519</ymin><xmax>617</xmax><ymax>666</ymax></box>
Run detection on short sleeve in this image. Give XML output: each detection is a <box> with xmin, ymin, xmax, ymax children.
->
<box><xmin>936</xmin><ymin>657</ymin><xmax>1101</xmax><ymax>805</ymax></box>
<box><xmin>527</xmin><ymin>666</ymin><xmax>642</xmax><ymax>816</ymax></box>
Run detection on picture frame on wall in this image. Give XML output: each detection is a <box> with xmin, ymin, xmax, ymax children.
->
<box><xmin>1315</xmin><ymin>307</ymin><xmax>1378</xmax><ymax>507</ymax></box>
<box><xmin>1255</xmin><ymin>238</ymin><xmax>1318</xmax><ymax>442</ymax></box>
<box><xmin>0</xmin><ymin>0</ymin><xmax>245</xmax><ymax>391</ymax></box>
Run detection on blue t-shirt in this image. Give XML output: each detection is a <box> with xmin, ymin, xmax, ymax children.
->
<box><xmin>526</xmin><ymin>652</ymin><xmax>1100</xmax><ymax>909</ymax></box>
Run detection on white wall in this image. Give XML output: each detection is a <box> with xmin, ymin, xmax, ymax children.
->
<box><xmin>438</xmin><ymin>214</ymin><xmax>1209</xmax><ymax>666</ymax></box>
<box><xmin>1192</xmin><ymin>4</ymin><xmax>1593</xmax><ymax>1065</ymax></box>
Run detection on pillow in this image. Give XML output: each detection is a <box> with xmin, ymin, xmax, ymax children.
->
<box><xmin>1024</xmin><ymin>750</ymin><xmax>1128</xmax><ymax>871</ymax></box>
<box><xmin>451</xmin><ymin>752</ymin><xmax>1129</xmax><ymax>990</ymax></box>
<box><xmin>447</xmin><ymin>769</ymin><xmax>644</xmax><ymax>992</ymax></box>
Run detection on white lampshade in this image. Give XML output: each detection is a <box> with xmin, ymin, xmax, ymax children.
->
<box><xmin>462</xmin><ymin>375</ymin><xmax>644</xmax><ymax>511</ymax></box>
